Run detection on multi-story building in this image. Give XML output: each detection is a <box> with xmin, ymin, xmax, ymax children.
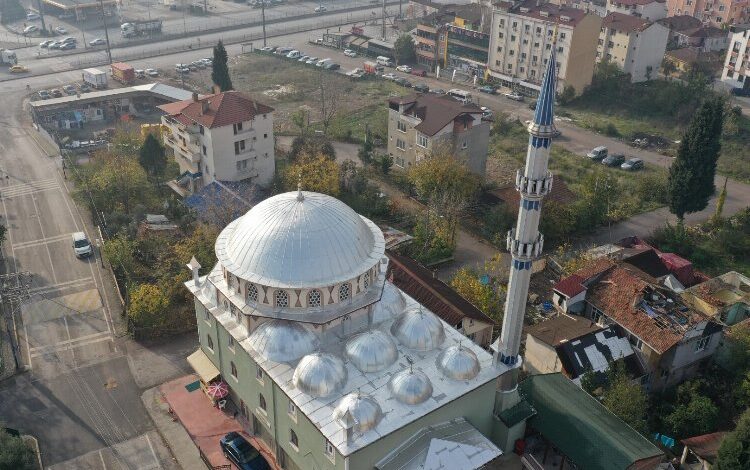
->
<box><xmin>158</xmin><ymin>90</ymin><xmax>275</xmax><ymax>193</ymax></box>
<box><xmin>386</xmin><ymin>94</ymin><xmax>489</xmax><ymax>175</ymax></box>
<box><xmin>606</xmin><ymin>0</ymin><xmax>668</xmax><ymax>20</ymax></box>
<box><xmin>487</xmin><ymin>0</ymin><xmax>603</xmax><ymax>96</ymax></box>
<box><xmin>597</xmin><ymin>12</ymin><xmax>669</xmax><ymax>81</ymax></box>
<box><xmin>721</xmin><ymin>25</ymin><xmax>750</xmax><ymax>88</ymax></box>
<box><xmin>556</xmin><ymin>0</ymin><xmax>609</xmax><ymax>17</ymax></box>
<box><xmin>666</xmin><ymin>0</ymin><xmax>750</xmax><ymax>27</ymax></box>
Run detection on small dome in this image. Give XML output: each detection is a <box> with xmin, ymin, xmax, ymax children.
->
<box><xmin>333</xmin><ymin>393</ymin><xmax>382</xmax><ymax>433</ymax></box>
<box><xmin>248</xmin><ymin>320</ymin><xmax>319</xmax><ymax>362</ymax></box>
<box><xmin>345</xmin><ymin>330</ymin><xmax>398</xmax><ymax>373</ymax></box>
<box><xmin>371</xmin><ymin>282</ymin><xmax>406</xmax><ymax>323</ymax></box>
<box><xmin>390</xmin><ymin>306</ymin><xmax>445</xmax><ymax>351</ymax></box>
<box><xmin>293</xmin><ymin>353</ymin><xmax>348</xmax><ymax>398</ymax></box>
<box><xmin>436</xmin><ymin>345</ymin><xmax>480</xmax><ymax>380</ymax></box>
<box><xmin>389</xmin><ymin>369</ymin><xmax>433</xmax><ymax>405</ymax></box>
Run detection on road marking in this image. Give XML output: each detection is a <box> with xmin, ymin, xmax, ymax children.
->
<box><xmin>144</xmin><ymin>434</ymin><xmax>160</xmax><ymax>468</ymax></box>
<box><xmin>28</xmin><ymin>277</ymin><xmax>93</xmax><ymax>295</ymax></box>
<box><xmin>29</xmin><ymin>330</ymin><xmax>111</xmax><ymax>353</ymax></box>
<box><xmin>0</xmin><ymin>179</ymin><xmax>59</xmax><ymax>198</ymax></box>
<box><xmin>30</xmin><ymin>333</ymin><xmax>112</xmax><ymax>359</ymax></box>
<box><xmin>30</xmin><ymin>193</ymin><xmax>58</xmax><ymax>285</ymax></box>
<box><xmin>12</xmin><ymin>233</ymin><xmax>72</xmax><ymax>250</ymax></box>
<box><xmin>99</xmin><ymin>450</ymin><xmax>107</xmax><ymax>470</ymax></box>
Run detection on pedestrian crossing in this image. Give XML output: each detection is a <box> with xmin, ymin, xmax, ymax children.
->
<box><xmin>0</xmin><ymin>178</ymin><xmax>59</xmax><ymax>198</ymax></box>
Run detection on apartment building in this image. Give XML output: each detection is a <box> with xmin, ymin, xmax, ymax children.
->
<box><xmin>555</xmin><ymin>0</ymin><xmax>608</xmax><ymax>17</ymax></box>
<box><xmin>666</xmin><ymin>0</ymin><xmax>750</xmax><ymax>27</ymax></box>
<box><xmin>721</xmin><ymin>25</ymin><xmax>750</xmax><ymax>88</ymax></box>
<box><xmin>597</xmin><ymin>12</ymin><xmax>669</xmax><ymax>81</ymax></box>
<box><xmin>607</xmin><ymin>0</ymin><xmax>668</xmax><ymax>20</ymax></box>
<box><xmin>158</xmin><ymin>90</ymin><xmax>275</xmax><ymax>193</ymax></box>
<box><xmin>387</xmin><ymin>94</ymin><xmax>489</xmax><ymax>175</ymax></box>
<box><xmin>488</xmin><ymin>0</ymin><xmax>603</xmax><ymax>96</ymax></box>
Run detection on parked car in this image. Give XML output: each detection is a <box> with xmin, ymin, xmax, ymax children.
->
<box><xmin>135</xmin><ymin>69</ymin><xmax>146</xmax><ymax>79</ymax></box>
<box><xmin>145</xmin><ymin>68</ymin><xmax>159</xmax><ymax>77</ymax></box>
<box><xmin>343</xmin><ymin>49</ymin><xmax>357</xmax><ymax>57</ymax></box>
<box><xmin>275</xmin><ymin>46</ymin><xmax>292</xmax><ymax>55</ymax></box>
<box><xmin>61</xmin><ymin>37</ymin><xmax>77</xmax><ymax>44</ymax></box>
<box><xmin>48</xmin><ymin>41</ymin><xmax>62</xmax><ymax>49</ymax></box>
<box><xmin>39</xmin><ymin>40</ymin><xmax>53</xmax><ymax>48</ymax></box>
<box><xmin>37</xmin><ymin>90</ymin><xmax>50</xmax><ymax>99</ymax></box>
<box><xmin>187</xmin><ymin>64</ymin><xmax>198</xmax><ymax>71</ymax></box>
<box><xmin>89</xmin><ymin>38</ymin><xmax>106</xmax><ymax>46</ymax></box>
<box><xmin>587</xmin><ymin>146</ymin><xmax>608</xmax><ymax>160</ymax></box>
<box><xmin>430</xmin><ymin>88</ymin><xmax>445</xmax><ymax>94</ymax></box>
<box><xmin>602</xmin><ymin>153</ymin><xmax>626</xmax><ymax>167</ymax></box>
<box><xmin>382</xmin><ymin>72</ymin><xmax>397</xmax><ymax>80</ymax></box>
<box><xmin>78</xmin><ymin>83</ymin><xmax>91</xmax><ymax>93</ymax></box>
<box><xmin>219</xmin><ymin>432</ymin><xmax>270</xmax><ymax>470</ymax></box>
<box><xmin>314</xmin><ymin>5</ymin><xmax>327</xmax><ymax>12</ymax></box>
<box><xmin>59</xmin><ymin>42</ymin><xmax>75</xmax><ymax>50</ymax></box>
<box><xmin>620</xmin><ymin>157</ymin><xmax>644</xmax><ymax>171</ymax></box>
<box><xmin>395</xmin><ymin>65</ymin><xmax>412</xmax><ymax>73</ymax></box>
<box><xmin>190</xmin><ymin>60</ymin><xmax>205</xmax><ymax>69</ymax></box>
<box><xmin>298</xmin><ymin>55</ymin><xmax>309</xmax><ymax>62</ymax></box>
<box><xmin>62</xmin><ymin>84</ymin><xmax>77</xmax><ymax>95</ymax></box>
<box><xmin>410</xmin><ymin>68</ymin><xmax>427</xmax><ymax>77</ymax></box>
<box><xmin>201</xmin><ymin>57</ymin><xmax>213</xmax><ymax>65</ymax></box>
<box><xmin>9</xmin><ymin>65</ymin><xmax>29</xmax><ymax>73</ymax></box>
<box><xmin>54</xmin><ymin>26</ymin><xmax>67</xmax><ymax>34</ymax></box>
<box><xmin>315</xmin><ymin>58</ymin><xmax>331</xmax><ymax>67</ymax></box>
<box><xmin>394</xmin><ymin>77</ymin><xmax>412</xmax><ymax>87</ymax></box>
<box><xmin>323</xmin><ymin>62</ymin><xmax>340</xmax><ymax>70</ymax></box>
<box><xmin>414</xmin><ymin>83</ymin><xmax>430</xmax><ymax>93</ymax></box>
<box><xmin>478</xmin><ymin>85</ymin><xmax>496</xmax><ymax>94</ymax></box>
<box><xmin>259</xmin><ymin>46</ymin><xmax>275</xmax><ymax>52</ymax></box>
<box><xmin>305</xmin><ymin>57</ymin><xmax>318</xmax><ymax>65</ymax></box>
<box><xmin>503</xmin><ymin>91</ymin><xmax>524</xmax><ymax>101</ymax></box>
<box><xmin>26</xmin><ymin>12</ymin><xmax>40</xmax><ymax>20</ymax></box>
<box><xmin>481</xmin><ymin>106</ymin><xmax>493</xmax><ymax>120</ymax></box>
<box><xmin>72</xmin><ymin>232</ymin><xmax>93</xmax><ymax>258</ymax></box>
<box><xmin>23</xmin><ymin>25</ymin><xmax>38</xmax><ymax>35</ymax></box>
<box><xmin>50</xmin><ymin>89</ymin><xmax>63</xmax><ymax>98</ymax></box>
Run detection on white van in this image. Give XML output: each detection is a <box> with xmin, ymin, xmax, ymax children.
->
<box><xmin>286</xmin><ymin>50</ymin><xmax>301</xmax><ymax>59</ymax></box>
<box><xmin>376</xmin><ymin>56</ymin><xmax>393</xmax><ymax>67</ymax></box>
<box><xmin>448</xmin><ymin>88</ymin><xmax>472</xmax><ymax>103</ymax></box>
<box><xmin>72</xmin><ymin>232</ymin><xmax>93</xmax><ymax>258</ymax></box>
<box><xmin>315</xmin><ymin>58</ymin><xmax>331</xmax><ymax>67</ymax></box>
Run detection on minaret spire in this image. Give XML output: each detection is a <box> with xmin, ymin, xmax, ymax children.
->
<box><xmin>493</xmin><ymin>30</ymin><xmax>558</xmax><ymax>385</ymax></box>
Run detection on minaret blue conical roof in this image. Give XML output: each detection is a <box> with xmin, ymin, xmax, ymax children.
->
<box><xmin>533</xmin><ymin>47</ymin><xmax>557</xmax><ymax>128</ymax></box>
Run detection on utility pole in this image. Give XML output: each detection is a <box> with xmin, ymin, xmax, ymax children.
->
<box><xmin>261</xmin><ymin>1</ymin><xmax>267</xmax><ymax>47</ymax></box>
<box><xmin>381</xmin><ymin>0</ymin><xmax>386</xmax><ymax>40</ymax></box>
<box><xmin>36</xmin><ymin>0</ymin><xmax>47</xmax><ymax>35</ymax></box>
<box><xmin>99</xmin><ymin>0</ymin><xmax>113</xmax><ymax>64</ymax></box>
<box><xmin>0</xmin><ymin>272</ymin><xmax>33</xmax><ymax>371</ymax></box>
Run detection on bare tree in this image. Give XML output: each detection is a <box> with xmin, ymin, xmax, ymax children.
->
<box><xmin>319</xmin><ymin>72</ymin><xmax>342</xmax><ymax>135</ymax></box>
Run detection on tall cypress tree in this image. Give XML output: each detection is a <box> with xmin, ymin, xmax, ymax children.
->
<box><xmin>139</xmin><ymin>133</ymin><xmax>167</xmax><ymax>180</ymax></box>
<box><xmin>211</xmin><ymin>40</ymin><xmax>233</xmax><ymax>92</ymax></box>
<box><xmin>668</xmin><ymin>96</ymin><xmax>724</xmax><ymax>222</ymax></box>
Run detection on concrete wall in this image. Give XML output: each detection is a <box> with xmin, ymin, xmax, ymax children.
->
<box><xmin>207</xmin><ymin>113</ymin><xmax>275</xmax><ymax>186</ymax></box>
<box><xmin>566</xmin><ymin>14</ymin><xmax>603</xmax><ymax>94</ymax></box>
<box><xmin>523</xmin><ymin>335</ymin><xmax>561</xmax><ymax>375</ymax></box>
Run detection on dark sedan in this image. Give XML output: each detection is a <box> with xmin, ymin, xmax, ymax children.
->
<box><xmin>602</xmin><ymin>153</ymin><xmax>626</xmax><ymax>167</ymax></box>
<box><xmin>220</xmin><ymin>432</ymin><xmax>270</xmax><ymax>470</ymax></box>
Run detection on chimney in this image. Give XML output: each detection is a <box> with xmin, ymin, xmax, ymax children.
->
<box><xmin>201</xmin><ymin>100</ymin><xmax>209</xmax><ymax>115</ymax></box>
<box><xmin>186</xmin><ymin>256</ymin><xmax>202</xmax><ymax>287</ymax></box>
<box><xmin>192</xmin><ymin>92</ymin><xmax>199</xmax><ymax>102</ymax></box>
<box><xmin>212</xmin><ymin>84</ymin><xmax>221</xmax><ymax>94</ymax></box>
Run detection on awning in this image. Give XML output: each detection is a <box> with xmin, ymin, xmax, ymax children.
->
<box><xmin>187</xmin><ymin>349</ymin><xmax>220</xmax><ymax>384</ymax></box>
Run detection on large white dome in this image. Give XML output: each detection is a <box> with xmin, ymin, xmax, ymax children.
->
<box><xmin>215</xmin><ymin>191</ymin><xmax>385</xmax><ymax>288</ymax></box>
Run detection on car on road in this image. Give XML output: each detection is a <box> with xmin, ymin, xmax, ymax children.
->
<box><xmin>478</xmin><ymin>85</ymin><xmax>496</xmax><ymax>94</ymax></box>
<box><xmin>503</xmin><ymin>91</ymin><xmax>524</xmax><ymax>101</ymax></box>
<box><xmin>481</xmin><ymin>106</ymin><xmax>493</xmax><ymax>120</ymax></box>
<box><xmin>50</xmin><ymin>89</ymin><xmax>63</xmax><ymax>98</ymax></box>
<box><xmin>298</xmin><ymin>55</ymin><xmax>309</xmax><ymax>62</ymax></box>
<box><xmin>430</xmin><ymin>88</ymin><xmax>445</xmax><ymax>95</ymax></box>
<box><xmin>23</xmin><ymin>25</ymin><xmax>38</xmax><ymax>35</ymax></box>
<box><xmin>314</xmin><ymin>5</ymin><xmax>327</xmax><ymax>12</ymax></box>
<box><xmin>414</xmin><ymin>83</ymin><xmax>429</xmax><ymax>93</ymax></box>
<box><xmin>72</xmin><ymin>232</ymin><xmax>93</xmax><ymax>258</ymax></box>
<box><xmin>54</xmin><ymin>26</ymin><xmax>67</xmax><ymax>34</ymax></box>
<box><xmin>620</xmin><ymin>157</ymin><xmax>644</xmax><ymax>171</ymax></box>
<box><xmin>37</xmin><ymin>90</ymin><xmax>50</xmax><ymax>99</ymax></box>
<box><xmin>602</xmin><ymin>153</ymin><xmax>626</xmax><ymax>167</ymax></box>
<box><xmin>343</xmin><ymin>49</ymin><xmax>357</xmax><ymax>57</ymax></box>
<box><xmin>59</xmin><ymin>42</ymin><xmax>75</xmax><ymax>50</ymax></box>
<box><xmin>382</xmin><ymin>72</ymin><xmax>397</xmax><ymax>80</ymax></box>
<box><xmin>410</xmin><ymin>68</ymin><xmax>427</xmax><ymax>77</ymax></box>
<box><xmin>323</xmin><ymin>62</ymin><xmax>340</xmax><ymax>70</ymax></box>
<box><xmin>586</xmin><ymin>146</ymin><xmax>608</xmax><ymax>161</ymax></box>
<box><xmin>201</xmin><ymin>57</ymin><xmax>212</xmax><ymax>66</ymax></box>
<box><xmin>89</xmin><ymin>38</ymin><xmax>106</xmax><ymax>46</ymax></box>
<box><xmin>394</xmin><ymin>77</ymin><xmax>412</xmax><ymax>87</ymax></box>
<box><xmin>9</xmin><ymin>65</ymin><xmax>29</xmax><ymax>73</ymax></box>
<box><xmin>315</xmin><ymin>58</ymin><xmax>331</xmax><ymax>67</ymax></box>
<box><xmin>48</xmin><ymin>41</ymin><xmax>62</xmax><ymax>49</ymax></box>
<box><xmin>305</xmin><ymin>56</ymin><xmax>318</xmax><ymax>65</ymax></box>
<box><xmin>26</xmin><ymin>12</ymin><xmax>40</xmax><ymax>20</ymax></box>
<box><xmin>135</xmin><ymin>69</ymin><xmax>146</xmax><ymax>79</ymax></box>
<box><xmin>61</xmin><ymin>37</ymin><xmax>77</xmax><ymax>44</ymax></box>
<box><xmin>78</xmin><ymin>83</ymin><xmax>91</xmax><ymax>93</ymax></box>
<box><xmin>145</xmin><ymin>68</ymin><xmax>158</xmax><ymax>77</ymax></box>
<box><xmin>39</xmin><ymin>40</ymin><xmax>52</xmax><ymax>48</ymax></box>
<box><xmin>396</xmin><ymin>65</ymin><xmax>412</xmax><ymax>73</ymax></box>
<box><xmin>219</xmin><ymin>432</ymin><xmax>270</xmax><ymax>470</ymax></box>
<box><xmin>259</xmin><ymin>46</ymin><xmax>275</xmax><ymax>53</ymax></box>
<box><xmin>62</xmin><ymin>84</ymin><xmax>77</xmax><ymax>95</ymax></box>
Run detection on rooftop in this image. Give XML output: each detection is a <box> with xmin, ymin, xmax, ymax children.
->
<box><xmin>30</xmin><ymin>83</ymin><xmax>195</xmax><ymax>110</ymax></box>
<box><xmin>609</xmin><ymin>0</ymin><xmax>664</xmax><ymax>5</ymax></box>
<box><xmin>680</xmin><ymin>432</ymin><xmax>727</xmax><ymax>463</ymax></box>
<box><xmin>602</xmin><ymin>12</ymin><xmax>653</xmax><ymax>33</ymax></box>
<box><xmin>665</xmin><ymin>47</ymin><xmax>703</xmax><ymax>64</ymax></box>
<box><xmin>657</xmin><ymin>14</ymin><xmax>703</xmax><ymax>32</ymax></box>
<box><xmin>504</xmin><ymin>0</ymin><xmax>588</xmax><ymax>28</ymax></box>
<box><xmin>158</xmin><ymin>90</ymin><xmax>274</xmax><ymax>129</ymax></box>
<box><xmin>519</xmin><ymin>373</ymin><xmax>663</xmax><ymax>470</ymax></box>
<box><xmin>556</xmin><ymin>326</ymin><xmax>643</xmax><ymax>382</ymax></box>
<box><xmin>388</xmin><ymin>94</ymin><xmax>483</xmax><ymax>137</ymax></box>
<box><xmin>526</xmin><ymin>314</ymin><xmax>601</xmax><ymax>347</ymax></box>
<box><xmin>488</xmin><ymin>179</ymin><xmax>576</xmax><ymax>216</ymax></box>
<box><xmin>687</xmin><ymin>271</ymin><xmax>750</xmax><ymax>309</ymax></box>
<box><xmin>683</xmin><ymin>25</ymin><xmax>728</xmax><ymax>38</ymax></box>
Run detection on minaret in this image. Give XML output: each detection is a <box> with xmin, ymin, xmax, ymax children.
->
<box><xmin>494</xmin><ymin>36</ymin><xmax>558</xmax><ymax>385</ymax></box>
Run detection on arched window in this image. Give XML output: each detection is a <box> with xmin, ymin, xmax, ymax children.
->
<box><xmin>230</xmin><ymin>361</ymin><xmax>238</xmax><ymax>379</ymax></box>
<box><xmin>259</xmin><ymin>393</ymin><xmax>267</xmax><ymax>411</ymax></box>
<box><xmin>308</xmin><ymin>289</ymin><xmax>322</xmax><ymax>308</ymax></box>
<box><xmin>275</xmin><ymin>290</ymin><xmax>289</xmax><ymax>308</ymax></box>
<box><xmin>231</xmin><ymin>305</ymin><xmax>240</xmax><ymax>321</ymax></box>
<box><xmin>339</xmin><ymin>283</ymin><xmax>351</xmax><ymax>301</ymax></box>
<box><xmin>206</xmin><ymin>334</ymin><xmax>214</xmax><ymax>350</ymax></box>
<box><xmin>363</xmin><ymin>272</ymin><xmax>370</xmax><ymax>290</ymax></box>
<box><xmin>290</xmin><ymin>429</ymin><xmax>299</xmax><ymax>448</ymax></box>
<box><xmin>248</xmin><ymin>284</ymin><xmax>259</xmax><ymax>303</ymax></box>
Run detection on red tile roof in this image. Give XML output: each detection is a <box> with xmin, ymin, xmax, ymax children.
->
<box><xmin>553</xmin><ymin>274</ymin><xmax>586</xmax><ymax>298</ymax></box>
<box><xmin>602</xmin><ymin>12</ymin><xmax>652</xmax><ymax>33</ymax></box>
<box><xmin>572</xmin><ymin>258</ymin><xmax>616</xmax><ymax>281</ymax></box>
<box><xmin>386</xmin><ymin>250</ymin><xmax>495</xmax><ymax>326</ymax></box>
<box><xmin>158</xmin><ymin>91</ymin><xmax>275</xmax><ymax>129</ymax></box>
<box><xmin>680</xmin><ymin>432</ymin><xmax>727</xmax><ymax>463</ymax></box>
<box><xmin>389</xmin><ymin>94</ymin><xmax>483</xmax><ymax>137</ymax></box>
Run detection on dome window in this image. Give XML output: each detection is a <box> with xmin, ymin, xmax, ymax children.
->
<box><xmin>363</xmin><ymin>272</ymin><xmax>370</xmax><ymax>290</ymax></box>
<box><xmin>339</xmin><ymin>283</ymin><xmax>351</xmax><ymax>301</ymax></box>
<box><xmin>248</xmin><ymin>284</ymin><xmax>259</xmax><ymax>303</ymax></box>
<box><xmin>275</xmin><ymin>290</ymin><xmax>289</xmax><ymax>308</ymax></box>
<box><xmin>308</xmin><ymin>289</ymin><xmax>322</xmax><ymax>308</ymax></box>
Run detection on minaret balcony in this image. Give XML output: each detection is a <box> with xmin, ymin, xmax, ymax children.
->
<box><xmin>515</xmin><ymin>170</ymin><xmax>553</xmax><ymax>200</ymax></box>
<box><xmin>506</xmin><ymin>230</ymin><xmax>544</xmax><ymax>261</ymax></box>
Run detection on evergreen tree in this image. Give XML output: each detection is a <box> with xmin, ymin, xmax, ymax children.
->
<box><xmin>211</xmin><ymin>41</ymin><xmax>233</xmax><ymax>92</ymax></box>
<box><xmin>716</xmin><ymin>408</ymin><xmax>750</xmax><ymax>470</ymax></box>
<box><xmin>667</xmin><ymin>97</ymin><xmax>724</xmax><ymax>222</ymax></box>
<box><xmin>393</xmin><ymin>34</ymin><xmax>416</xmax><ymax>65</ymax></box>
<box><xmin>138</xmin><ymin>134</ymin><xmax>167</xmax><ymax>180</ymax></box>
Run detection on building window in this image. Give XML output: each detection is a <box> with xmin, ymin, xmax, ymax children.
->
<box><xmin>288</xmin><ymin>400</ymin><xmax>297</xmax><ymax>418</ymax></box>
<box><xmin>202</xmin><ymin>145</ymin><xmax>206</xmax><ymax>155</ymax></box>
<box><xmin>396</xmin><ymin>138</ymin><xmax>406</xmax><ymax>150</ymax></box>
<box><xmin>256</xmin><ymin>364</ymin><xmax>264</xmax><ymax>381</ymax></box>
<box><xmin>560</xmin><ymin>32</ymin><xmax>566</xmax><ymax>39</ymax></box>
<box><xmin>231</xmin><ymin>361</ymin><xmax>238</xmax><ymax>379</ymax></box>
<box><xmin>339</xmin><ymin>283</ymin><xmax>351</xmax><ymax>301</ymax></box>
<box><xmin>397</xmin><ymin>120</ymin><xmax>407</xmax><ymax>132</ymax></box>
<box><xmin>511</xmin><ymin>35</ymin><xmax>516</xmax><ymax>42</ymax></box>
<box><xmin>234</xmin><ymin>140</ymin><xmax>246</xmax><ymax>155</ymax></box>
<box><xmin>456</xmin><ymin>319</ymin><xmax>463</xmax><ymax>330</ymax></box>
<box><xmin>236</xmin><ymin>159</ymin><xmax>249</xmax><ymax>171</ymax></box>
<box><xmin>461</xmin><ymin>141</ymin><xmax>468</xmax><ymax>149</ymax></box>
<box><xmin>523</xmin><ymin>39</ymin><xmax>528</xmax><ymax>45</ymax></box>
<box><xmin>521</xmin><ymin>52</ymin><xmax>527</xmax><ymax>60</ymax></box>
<box><xmin>259</xmin><ymin>393</ymin><xmax>267</xmax><ymax>411</ymax></box>
<box><xmin>324</xmin><ymin>440</ymin><xmax>335</xmax><ymax>461</ymax></box>
<box><xmin>557</xmin><ymin>46</ymin><xmax>564</xmax><ymax>53</ymax></box>
<box><xmin>275</xmin><ymin>290</ymin><xmax>289</xmax><ymax>308</ymax></box>
<box><xmin>228</xmin><ymin>335</ymin><xmax>235</xmax><ymax>349</ymax></box>
<box><xmin>536</xmin><ymin>26</ymin><xmax>541</xmax><ymax>34</ymax></box>
<box><xmin>223</xmin><ymin>299</ymin><xmax>230</xmax><ymax>312</ymax></box>
<box><xmin>206</xmin><ymin>334</ymin><xmax>214</xmax><ymax>351</ymax></box>
<box><xmin>233</xmin><ymin>122</ymin><xmax>243</xmax><ymax>134</ymax></box>
<box><xmin>286</xmin><ymin>429</ymin><xmax>299</xmax><ymax>450</ymax></box>
<box><xmin>308</xmin><ymin>289</ymin><xmax>322</xmax><ymax>307</ymax></box>
<box><xmin>545</xmin><ymin>44</ymin><xmax>551</xmax><ymax>50</ymax></box>
<box><xmin>363</xmin><ymin>272</ymin><xmax>370</xmax><ymax>290</ymax></box>
<box><xmin>524</xmin><ymin>24</ymin><xmax>530</xmax><ymax>33</ymax></box>
<box><xmin>204</xmin><ymin>307</ymin><xmax>210</xmax><ymax>322</ymax></box>
<box><xmin>417</xmin><ymin>134</ymin><xmax>428</xmax><ymax>148</ymax></box>
<box><xmin>534</xmin><ymin>42</ymin><xmax>539</xmax><ymax>48</ymax></box>
<box><xmin>498</xmin><ymin>32</ymin><xmax>504</xmax><ymax>39</ymax></box>
<box><xmin>248</xmin><ymin>284</ymin><xmax>259</xmax><ymax>303</ymax></box>
<box><xmin>695</xmin><ymin>336</ymin><xmax>710</xmax><ymax>352</ymax></box>
<box><xmin>509</xmin><ymin>50</ymin><xmax>515</xmax><ymax>56</ymax></box>
<box><xmin>199</xmin><ymin>125</ymin><xmax>204</xmax><ymax>135</ymax></box>
<box><xmin>264</xmin><ymin>133</ymin><xmax>268</xmax><ymax>138</ymax></box>
<box><xmin>263</xmin><ymin>114</ymin><xmax>267</xmax><ymax>119</ymax></box>
<box><xmin>629</xmin><ymin>334</ymin><xmax>643</xmax><ymax>350</ymax></box>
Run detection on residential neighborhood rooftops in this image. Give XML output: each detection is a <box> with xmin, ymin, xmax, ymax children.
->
<box><xmin>553</xmin><ymin>274</ymin><xmax>587</xmax><ymax>298</ymax></box>
<box><xmin>519</xmin><ymin>373</ymin><xmax>663</xmax><ymax>470</ymax></box>
<box><xmin>609</xmin><ymin>0</ymin><xmax>664</xmax><ymax>5</ymax></box>
<box><xmin>602</xmin><ymin>12</ymin><xmax>653</xmax><ymax>33</ymax></box>
<box><xmin>657</xmin><ymin>14</ymin><xmax>703</xmax><ymax>32</ymax></box>
<box><xmin>687</xmin><ymin>272</ymin><xmax>750</xmax><ymax>309</ymax></box>
<box><xmin>158</xmin><ymin>90</ymin><xmax>275</xmax><ymax>129</ymax></box>
<box><xmin>526</xmin><ymin>314</ymin><xmax>601</xmax><ymax>347</ymax></box>
<box><xmin>503</xmin><ymin>0</ymin><xmax>588</xmax><ymax>28</ymax></box>
<box><xmin>388</xmin><ymin>94</ymin><xmax>483</xmax><ymax>136</ymax></box>
<box><xmin>556</xmin><ymin>326</ymin><xmax>643</xmax><ymax>381</ymax></box>
<box><xmin>680</xmin><ymin>432</ymin><xmax>727</xmax><ymax>463</ymax></box>
<box><xmin>683</xmin><ymin>25</ymin><xmax>727</xmax><ymax>38</ymax></box>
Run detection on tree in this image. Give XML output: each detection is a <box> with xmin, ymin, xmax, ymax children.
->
<box><xmin>290</xmin><ymin>107</ymin><xmax>311</xmax><ymax>136</ymax></box>
<box><xmin>712</xmin><ymin>176</ymin><xmax>729</xmax><ymax>225</ymax></box>
<box><xmin>393</xmin><ymin>34</ymin><xmax>416</xmax><ymax>65</ymax></box>
<box><xmin>661</xmin><ymin>58</ymin><xmax>677</xmax><ymax>78</ymax></box>
<box><xmin>665</xmin><ymin>381</ymin><xmax>720</xmax><ymax>438</ymax></box>
<box><xmin>557</xmin><ymin>85</ymin><xmax>576</xmax><ymax>105</ymax></box>
<box><xmin>379</xmin><ymin>154</ymin><xmax>393</xmax><ymax>175</ymax></box>
<box><xmin>89</xmin><ymin>152</ymin><xmax>153</xmax><ymax>215</ymax></box>
<box><xmin>102</xmin><ymin>234</ymin><xmax>137</xmax><ymax>274</ymax></box>
<box><xmin>283</xmin><ymin>153</ymin><xmax>340</xmax><ymax>196</ymax></box>
<box><xmin>318</xmin><ymin>72</ymin><xmax>341</xmax><ymax>134</ymax></box>
<box><xmin>128</xmin><ymin>283</ymin><xmax>170</xmax><ymax>330</ymax></box>
<box><xmin>450</xmin><ymin>267</ymin><xmax>503</xmax><ymax>324</ymax></box>
<box><xmin>602</xmin><ymin>363</ymin><xmax>649</xmax><ymax>435</ymax></box>
<box><xmin>138</xmin><ymin>134</ymin><xmax>167</xmax><ymax>181</ymax></box>
<box><xmin>668</xmin><ymin>97</ymin><xmax>724</xmax><ymax>222</ymax></box>
<box><xmin>716</xmin><ymin>408</ymin><xmax>750</xmax><ymax>470</ymax></box>
<box><xmin>211</xmin><ymin>40</ymin><xmax>233</xmax><ymax>92</ymax></box>
<box><xmin>407</xmin><ymin>153</ymin><xmax>479</xmax><ymax>204</ymax></box>
<box><xmin>288</xmin><ymin>136</ymin><xmax>335</xmax><ymax>161</ymax></box>
<box><xmin>0</xmin><ymin>428</ymin><xmax>36</xmax><ymax>470</ymax></box>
